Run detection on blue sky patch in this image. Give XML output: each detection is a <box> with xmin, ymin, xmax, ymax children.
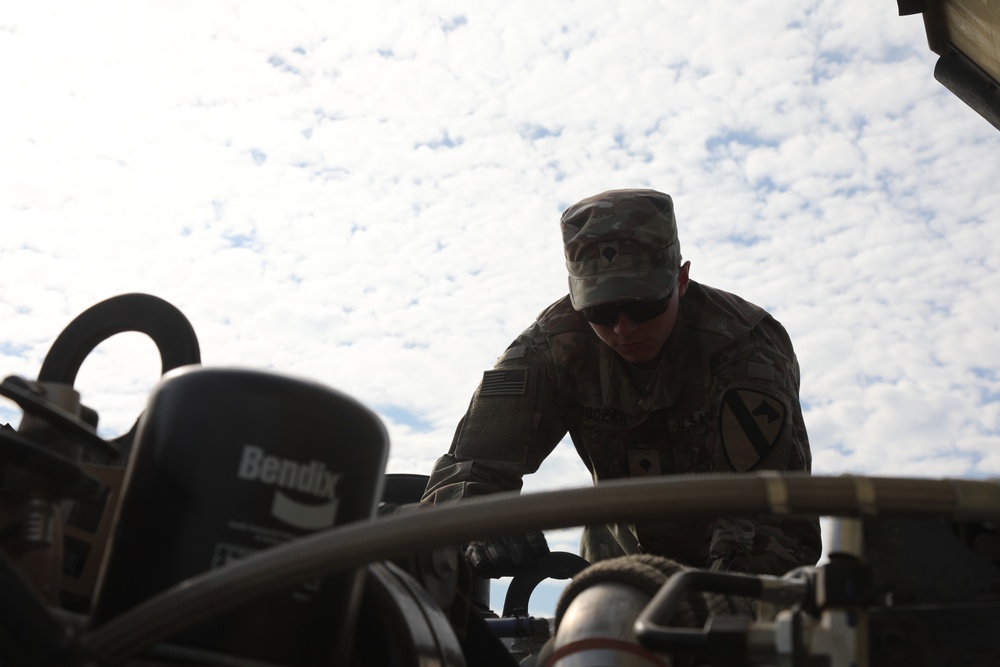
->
<box><xmin>441</xmin><ymin>16</ymin><xmax>468</xmax><ymax>33</ymax></box>
<box><xmin>380</xmin><ymin>405</ymin><xmax>433</xmax><ymax>431</ymax></box>
<box><xmin>416</xmin><ymin>133</ymin><xmax>463</xmax><ymax>150</ymax></box>
<box><xmin>521</xmin><ymin>124</ymin><xmax>561</xmax><ymax>141</ymax></box>
<box><xmin>706</xmin><ymin>129</ymin><xmax>776</xmax><ymax>152</ymax></box>
<box><xmin>267</xmin><ymin>54</ymin><xmax>300</xmax><ymax>76</ymax></box>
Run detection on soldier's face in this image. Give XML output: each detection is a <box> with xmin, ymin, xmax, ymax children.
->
<box><xmin>589</xmin><ymin>262</ymin><xmax>690</xmax><ymax>367</ymax></box>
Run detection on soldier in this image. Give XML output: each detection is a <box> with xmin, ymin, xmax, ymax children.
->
<box><xmin>422</xmin><ymin>188</ymin><xmax>821</xmax><ymax>578</ymax></box>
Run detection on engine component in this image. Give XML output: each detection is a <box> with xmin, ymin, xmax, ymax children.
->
<box><xmin>89</xmin><ymin>366</ymin><xmax>390</xmax><ymax>666</ymax></box>
<box><xmin>0</xmin><ymin>376</ymin><xmax>110</xmax><ymax>608</ymax></box>
<box><xmin>5</xmin><ymin>293</ymin><xmax>1000</xmax><ymax>667</ymax></box>
<box><xmin>546</xmin><ymin>554</ymin><xmax>755</xmax><ymax>667</ymax></box>
<box><xmin>353</xmin><ymin>560</ymin><xmax>468</xmax><ymax>667</ymax></box>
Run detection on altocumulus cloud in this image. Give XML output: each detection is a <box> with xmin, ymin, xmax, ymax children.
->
<box><xmin>2</xmin><ymin>0</ymin><xmax>1000</xmax><ymax>613</ymax></box>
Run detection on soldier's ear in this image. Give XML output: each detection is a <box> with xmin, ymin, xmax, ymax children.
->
<box><xmin>677</xmin><ymin>261</ymin><xmax>691</xmax><ymax>298</ymax></box>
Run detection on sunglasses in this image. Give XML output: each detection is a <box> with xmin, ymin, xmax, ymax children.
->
<box><xmin>581</xmin><ymin>294</ymin><xmax>673</xmax><ymax>326</ymax></box>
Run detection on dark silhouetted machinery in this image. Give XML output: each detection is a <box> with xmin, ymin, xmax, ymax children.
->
<box><xmin>897</xmin><ymin>0</ymin><xmax>1000</xmax><ymax>131</ymax></box>
<box><xmin>2</xmin><ymin>293</ymin><xmax>1000</xmax><ymax>666</ymax></box>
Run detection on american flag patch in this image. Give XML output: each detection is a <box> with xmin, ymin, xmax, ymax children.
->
<box><xmin>480</xmin><ymin>369</ymin><xmax>527</xmax><ymax>396</ymax></box>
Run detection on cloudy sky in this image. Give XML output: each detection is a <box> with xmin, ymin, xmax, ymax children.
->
<box><xmin>3</xmin><ymin>1</ymin><xmax>1000</xmax><ymax>618</ymax></box>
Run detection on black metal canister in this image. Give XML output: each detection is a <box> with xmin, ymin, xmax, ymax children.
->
<box><xmin>90</xmin><ymin>367</ymin><xmax>389</xmax><ymax>665</ymax></box>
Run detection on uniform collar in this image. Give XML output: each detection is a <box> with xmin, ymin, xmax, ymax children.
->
<box><xmin>598</xmin><ymin>305</ymin><xmax>690</xmax><ymax>426</ymax></box>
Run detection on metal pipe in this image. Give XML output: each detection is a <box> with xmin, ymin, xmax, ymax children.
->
<box><xmin>84</xmin><ymin>473</ymin><xmax>1000</xmax><ymax>660</ymax></box>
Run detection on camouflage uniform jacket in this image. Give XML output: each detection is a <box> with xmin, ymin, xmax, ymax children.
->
<box><xmin>423</xmin><ymin>281</ymin><xmax>822</xmax><ymax>575</ymax></box>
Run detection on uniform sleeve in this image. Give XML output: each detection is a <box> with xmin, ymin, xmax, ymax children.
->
<box><xmin>706</xmin><ymin>318</ymin><xmax>822</xmax><ymax>575</ymax></box>
<box><xmin>422</xmin><ymin>337</ymin><xmax>569</xmax><ymax>505</ymax></box>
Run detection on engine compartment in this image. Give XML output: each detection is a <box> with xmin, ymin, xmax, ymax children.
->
<box><xmin>2</xmin><ymin>294</ymin><xmax>999</xmax><ymax>667</ymax></box>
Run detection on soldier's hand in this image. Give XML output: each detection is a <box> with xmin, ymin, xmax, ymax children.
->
<box><xmin>464</xmin><ymin>531</ymin><xmax>550</xmax><ymax>578</ymax></box>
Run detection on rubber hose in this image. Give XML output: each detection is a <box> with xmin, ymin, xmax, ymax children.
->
<box><xmin>84</xmin><ymin>473</ymin><xmax>1000</xmax><ymax>660</ymax></box>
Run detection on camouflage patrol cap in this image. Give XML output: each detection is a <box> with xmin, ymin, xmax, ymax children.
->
<box><xmin>560</xmin><ymin>189</ymin><xmax>681</xmax><ymax>309</ymax></box>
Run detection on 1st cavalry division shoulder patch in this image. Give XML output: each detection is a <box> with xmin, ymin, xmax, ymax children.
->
<box><xmin>719</xmin><ymin>388</ymin><xmax>786</xmax><ymax>471</ymax></box>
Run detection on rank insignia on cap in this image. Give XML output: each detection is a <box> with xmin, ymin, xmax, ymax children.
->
<box><xmin>720</xmin><ymin>389</ymin><xmax>786</xmax><ymax>471</ymax></box>
<box><xmin>599</xmin><ymin>241</ymin><xmax>620</xmax><ymax>267</ymax></box>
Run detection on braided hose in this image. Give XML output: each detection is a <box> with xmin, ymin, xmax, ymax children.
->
<box><xmin>84</xmin><ymin>473</ymin><xmax>1000</xmax><ymax>660</ymax></box>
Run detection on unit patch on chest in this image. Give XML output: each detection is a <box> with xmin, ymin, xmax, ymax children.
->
<box><xmin>720</xmin><ymin>389</ymin><xmax>786</xmax><ymax>471</ymax></box>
